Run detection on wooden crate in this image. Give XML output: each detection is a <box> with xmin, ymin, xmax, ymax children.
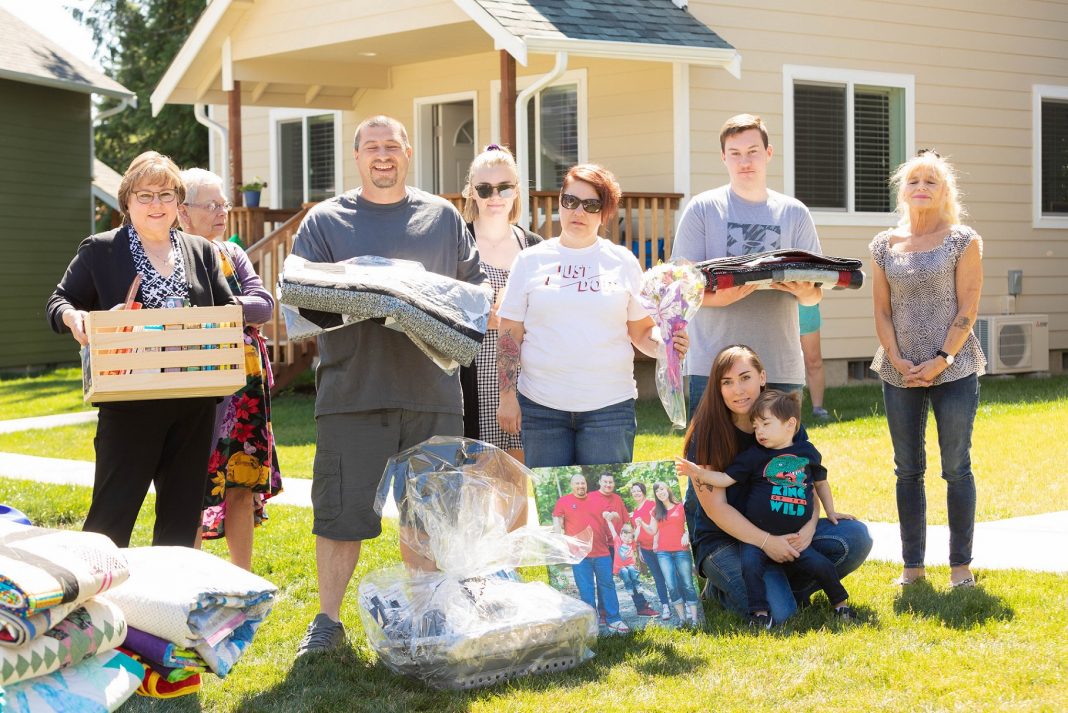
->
<box><xmin>83</xmin><ymin>305</ymin><xmax>246</xmax><ymax>403</ymax></box>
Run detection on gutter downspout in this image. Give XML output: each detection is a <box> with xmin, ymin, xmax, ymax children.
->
<box><xmin>516</xmin><ymin>51</ymin><xmax>567</xmax><ymax>229</ymax></box>
<box><xmin>90</xmin><ymin>94</ymin><xmax>137</xmax><ymax>232</ymax></box>
<box><xmin>194</xmin><ymin>104</ymin><xmax>229</xmax><ymax>192</ymax></box>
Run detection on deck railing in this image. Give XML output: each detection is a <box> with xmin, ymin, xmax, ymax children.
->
<box><xmin>243</xmin><ymin>190</ymin><xmax>683</xmax><ymax>391</ymax></box>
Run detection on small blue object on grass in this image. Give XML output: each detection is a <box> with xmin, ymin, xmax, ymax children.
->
<box><xmin>0</xmin><ymin>504</ymin><xmax>31</xmax><ymax>525</ymax></box>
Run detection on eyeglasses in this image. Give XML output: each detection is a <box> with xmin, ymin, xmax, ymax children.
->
<box><xmin>473</xmin><ymin>182</ymin><xmax>517</xmax><ymax>199</ymax></box>
<box><xmin>184</xmin><ymin>200</ymin><xmax>233</xmax><ymax>212</ymax></box>
<box><xmin>133</xmin><ymin>190</ymin><xmax>178</xmax><ymax>204</ymax></box>
<box><xmin>559</xmin><ymin>193</ymin><xmax>603</xmax><ymax>214</ymax></box>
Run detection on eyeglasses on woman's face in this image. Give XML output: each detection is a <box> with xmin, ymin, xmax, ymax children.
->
<box><xmin>184</xmin><ymin>200</ymin><xmax>233</xmax><ymax>213</ymax></box>
<box><xmin>133</xmin><ymin>189</ymin><xmax>179</xmax><ymax>205</ymax></box>
<box><xmin>473</xmin><ymin>182</ymin><xmax>517</xmax><ymax>199</ymax></box>
<box><xmin>559</xmin><ymin>192</ymin><xmax>603</xmax><ymax>214</ymax></box>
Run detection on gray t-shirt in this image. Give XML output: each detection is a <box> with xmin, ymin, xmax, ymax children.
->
<box><xmin>672</xmin><ymin>186</ymin><xmax>821</xmax><ymax>384</ymax></box>
<box><xmin>290</xmin><ymin>187</ymin><xmax>485</xmax><ymax>417</ymax></box>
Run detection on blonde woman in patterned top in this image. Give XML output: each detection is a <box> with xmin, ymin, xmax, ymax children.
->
<box><xmin>869</xmin><ymin>149</ymin><xmax>985</xmax><ymax>589</ymax></box>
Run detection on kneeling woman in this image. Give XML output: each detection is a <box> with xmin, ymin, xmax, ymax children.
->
<box><xmin>683</xmin><ymin>345</ymin><xmax>872</xmax><ymax>622</ymax></box>
<box><xmin>495</xmin><ymin>164</ymin><xmax>686</xmax><ymax>467</ymax></box>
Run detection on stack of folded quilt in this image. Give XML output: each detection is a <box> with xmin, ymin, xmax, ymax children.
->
<box><xmin>695</xmin><ymin>249</ymin><xmax>865</xmax><ymax>291</ymax></box>
<box><xmin>0</xmin><ymin>521</ymin><xmax>142</xmax><ymax>712</ymax></box>
<box><xmin>278</xmin><ymin>254</ymin><xmax>491</xmax><ymax>372</ymax></box>
<box><xmin>105</xmin><ymin>546</ymin><xmax>277</xmax><ymax>688</ymax></box>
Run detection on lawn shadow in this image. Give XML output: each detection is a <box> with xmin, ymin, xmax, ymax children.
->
<box><xmin>892</xmin><ymin>580</ymin><xmax>1013</xmax><ymax>628</ymax></box>
<box><xmin>120</xmin><ymin>691</ymin><xmax>203</xmax><ymax>712</ymax></box>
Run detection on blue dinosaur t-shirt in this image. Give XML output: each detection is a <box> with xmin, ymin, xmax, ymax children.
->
<box><xmin>726</xmin><ymin>439</ymin><xmax>827</xmax><ymax>536</ymax></box>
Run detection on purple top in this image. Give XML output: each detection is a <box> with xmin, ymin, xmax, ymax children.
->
<box><xmin>219</xmin><ymin>240</ymin><xmax>274</xmax><ymax>324</ymax></box>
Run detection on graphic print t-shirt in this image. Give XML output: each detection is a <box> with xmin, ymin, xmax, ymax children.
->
<box><xmin>498</xmin><ymin>238</ymin><xmax>648</xmax><ymax>411</ymax></box>
<box><xmin>726</xmin><ymin>439</ymin><xmax>827</xmax><ymax>536</ymax></box>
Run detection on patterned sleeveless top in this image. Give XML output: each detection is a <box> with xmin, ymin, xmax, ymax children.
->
<box><xmin>868</xmin><ymin>225</ymin><xmax>986</xmax><ymax>387</ymax></box>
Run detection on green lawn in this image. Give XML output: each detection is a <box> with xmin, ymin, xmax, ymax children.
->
<box><xmin>0</xmin><ymin>367</ymin><xmax>92</xmax><ymax>420</ymax></box>
<box><xmin>0</xmin><ymin>478</ymin><xmax>1064</xmax><ymax>712</ymax></box>
<box><xmin>3</xmin><ymin>374</ymin><xmax>1066</xmax><ymax>525</ymax></box>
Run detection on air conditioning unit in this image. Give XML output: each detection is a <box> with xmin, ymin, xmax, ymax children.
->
<box><xmin>973</xmin><ymin>314</ymin><xmax>1049</xmax><ymax>375</ymax></box>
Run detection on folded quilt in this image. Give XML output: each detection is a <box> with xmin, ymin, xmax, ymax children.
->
<box><xmin>0</xmin><ymin>601</ymin><xmax>78</xmax><ymax>649</ymax></box>
<box><xmin>279</xmin><ymin>255</ymin><xmax>490</xmax><ymax>370</ymax></box>
<box><xmin>119</xmin><ymin>648</ymin><xmax>202</xmax><ymax>698</ymax></box>
<box><xmin>0</xmin><ymin>596</ymin><xmax>126</xmax><ymax>686</ymax></box>
<box><xmin>0</xmin><ymin>521</ymin><xmax>128</xmax><ymax>618</ymax></box>
<box><xmin>695</xmin><ymin>249</ymin><xmax>865</xmax><ymax>291</ymax></box>
<box><xmin>0</xmin><ymin>649</ymin><xmax>143</xmax><ymax>713</ymax></box>
<box><xmin>105</xmin><ymin>547</ymin><xmax>277</xmax><ymax>678</ymax></box>
<box><xmin>123</xmin><ymin>626</ymin><xmax>206</xmax><ymax>674</ymax></box>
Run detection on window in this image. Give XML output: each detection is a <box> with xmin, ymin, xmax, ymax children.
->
<box><xmin>491</xmin><ymin>69</ymin><xmax>588</xmax><ymax>191</ymax></box>
<box><xmin>270</xmin><ymin>110</ymin><xmax>342</xmax><ymax>209</ymax></box>
<box><xmin>1034</xmin><ymin>85</ymin><xmax>1068</xmax><ymax>227</ymax></box>
<box><xmin>784</xmin><ymin>66</ymin><xmax>914</xmax><ymax>224</ymax></box>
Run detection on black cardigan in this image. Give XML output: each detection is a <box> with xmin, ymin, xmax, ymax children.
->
<box><xmin>46</xmin><ymin>226</ymin><xmax>235</xmax><ymax>334</ymax></box>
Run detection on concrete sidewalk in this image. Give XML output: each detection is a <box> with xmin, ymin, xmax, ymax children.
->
<box><xmin>1</xmin><ymin>449</ymin><xmax>1065</xmax><ymax>573</ymax></box>
<box><xmin>0</xmin><ymin>410</ymin><xmax>98</xmax><ymax>434</ymax></box>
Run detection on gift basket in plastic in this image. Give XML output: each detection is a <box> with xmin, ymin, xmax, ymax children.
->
<box><xmin>359</xmin><ymin>437</ymin><xmax>598</xmax><ymax>690</ymax></box>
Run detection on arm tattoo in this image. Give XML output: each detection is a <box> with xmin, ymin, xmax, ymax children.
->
<box><xmin>497</xmin><ymin>328</ymin><xmax>521</xmax><ymax>394</ymax></box>
<box><xmin>952</xmin><ymin>315</ymin><xmax>972</xmax><ymax>330</ymax></box>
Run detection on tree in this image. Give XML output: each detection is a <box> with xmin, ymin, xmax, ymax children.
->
<box><xmin>73</xmin><ymin>0</ymin><xmax>207</xmax><ymax>172</ymax></box>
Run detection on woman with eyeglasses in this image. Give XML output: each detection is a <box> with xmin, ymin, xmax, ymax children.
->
<box><xmin>46</xmin><ymin>151</ymin><xmax>235</xmax><ymax>549</ymax></box>
<box><xmin>869</xmin><ymin>149</ymin><xmax>985</xmax><ymax>589</ymax></box>
<box><xmin>496</xmin><ymin>163</ymin><xmax>687</xmax><ymax>468</ymax></box>
<box><xmin>458</xmin><ymin>145</ymin><xmax>541</xmax><ymax>463</ymax></box>
<box><xmin>177</xmin><ymin>168</ymin><xmax>282</xmax><ymax>571</ymax></box>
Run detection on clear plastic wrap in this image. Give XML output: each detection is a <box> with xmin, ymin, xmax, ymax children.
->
<box><xmin>638</xmin><ymin>261</ymin><xmax>706</xmax><ymax>429</ymax></box>
<box><xmin>359</xmin><ymin>437</ymin><xmax>598</xmax><ymax>690</ymax></box>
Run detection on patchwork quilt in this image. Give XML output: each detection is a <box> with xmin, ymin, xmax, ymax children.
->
<box><xmin>695</xmin><ymin>249</ymin><xmax>865</xmax><ymax>291</ymax></box>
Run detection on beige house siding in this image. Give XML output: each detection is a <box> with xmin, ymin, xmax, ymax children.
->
<box><xmin>686</xmin><ymin>0</ymin><xmax>1068</xmax><ymax>368</ymax></box>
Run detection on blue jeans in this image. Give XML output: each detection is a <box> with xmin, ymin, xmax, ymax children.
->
<box><xmin>618</xmin><ymin>566</ymin><xmax>639</xmax><ymax>594</ymax></box>
<box><xmin>740</xmin><ymin>542</ymin><xmax>848</xmax><ymax>614</ymax></box>
<box><xmin>571</xmin><ymin>555</ymin><xmax>621</xmax><ymax>624</ymax></box>
<box><xmin>687</xmin><ymin>376</ymin><xmax>803</xmax><ymax>421</ymax></box>
<box><xmin>519</xmin><ymin>394</ymin><xmax>636</xmax><ymax>468</ymax></box>
<box><xmin>656</xmin><ymin>549</ymin><xmax>698</xmax><ymax>605</ymax></box>
<box><xmin>640</xmin><ymin>546</ymin><xmax>670</xmax><ymax>606</ymax></box>
<box><xmin>699</xmin><ymin>518</ymin><xmax>873</xmax><ymax>622</ymax></box>
<box><xmin>882</xmin><ymin>374</ymin><xmax>979</xmax><ymax>568</ymax></box>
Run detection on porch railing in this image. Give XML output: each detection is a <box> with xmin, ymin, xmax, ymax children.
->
<box><xmin>245</xmin><ymin>190</ymin><xmax>683</xmax><ymax>392</ymax></box>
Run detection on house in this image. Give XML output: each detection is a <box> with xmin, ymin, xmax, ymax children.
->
<box><xmin>151</xmin><ymin>0</ymin><xmax>1068</xmax><ymax>385</ymax></box>
<box><xmin>0</xmin><ymin>8</ymin><xmax>135</xmax><ymax>371</ymax></box>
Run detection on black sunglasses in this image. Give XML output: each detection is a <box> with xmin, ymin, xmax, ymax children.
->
<box><xmin>559</xmin><ymin>193</ymin><xmax>603</xmax><ymax>214</ymax></box>
<box><xmin>474</xmin><ymin>182</ymin><xmax>517</xmax><ymax>199</ymax></box>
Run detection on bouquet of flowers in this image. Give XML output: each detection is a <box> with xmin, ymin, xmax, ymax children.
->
<box><xmin>638</xmin><ymin>261</ymin><xmax>705</xmax><ymax>429</ymax></box>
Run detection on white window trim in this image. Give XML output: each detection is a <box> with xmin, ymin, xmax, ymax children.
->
<box><xmin>1033</xmin><ymin>84</ymin><xmax>1068</xmax><ymax>229</ymax></box>
<box><xmin>412</xmin><ymin>90</ymin><xmax>479</xmax><ymax>193</ymax></box>
<box><xmin>490</xmin><ymin>68</ymin><xmax>588</xmax><ymax>190</ymax></box>
<box><xmin>783</xmin><ymin>64</ymin><xmax>914</xmax><ymax>227</ymax></box>
<box><xmin>267</xmin><ymin>108</ymin><xmax>344</xmax><ymax>209</ymax></box>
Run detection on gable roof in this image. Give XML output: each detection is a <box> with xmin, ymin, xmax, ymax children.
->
<box><xmin>0</xmin><ymin>7</ymin><xmax>133</xmax><ymax>100</ymax></box>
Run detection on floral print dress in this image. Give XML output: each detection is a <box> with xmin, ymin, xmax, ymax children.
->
<box><xmin>201</xmin><ymin>242</ymin><xmax>283</xmax><ymax>538</ymax></box>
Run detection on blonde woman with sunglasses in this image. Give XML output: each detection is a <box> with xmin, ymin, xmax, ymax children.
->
<box><xmin>459</xmin><ymin>145</ymin><xmax>541</xmax><ymax>463</ymax></box>
<box><xmin>496</xmin><ymin>164</ymin><xmax>688</xmax><ymax>469</ymax></box>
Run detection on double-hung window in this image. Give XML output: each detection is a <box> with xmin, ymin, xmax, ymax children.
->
<box><xmin>784</xmin><ymin>66</ymin><xmax>914</xmax><ymax>224</ymax></box>
<box><xmin>1033</xmin><ymin>85</ymin><xmax>1068</xmax><ymax>228</ymax></box>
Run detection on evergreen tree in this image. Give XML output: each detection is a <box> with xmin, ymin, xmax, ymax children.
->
<box><xmin>73</xmin><ymin>0</ymin><xmax>207</xmax><ymax>172</ymax></box>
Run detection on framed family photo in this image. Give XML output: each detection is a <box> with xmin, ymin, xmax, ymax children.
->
<box><xmin>531</xmin><ymin>460</ymin><xmax>704</xmax><ymax>634</ymax></box>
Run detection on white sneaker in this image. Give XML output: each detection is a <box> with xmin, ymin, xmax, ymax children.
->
<box><xmin>660</xmin><ymin>604</ymin><xmax>671</xmax><ymax>621</ymax></box>
<box><xmin>606</xmin><ymin>620</ymin><xmax>631</xmax><ymax>635</ymax></box>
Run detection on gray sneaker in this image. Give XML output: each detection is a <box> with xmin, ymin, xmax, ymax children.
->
<box><xmin>296</xmin><ymin>613</ymin><xmax>346</xmax><ymax>657</ymax></box>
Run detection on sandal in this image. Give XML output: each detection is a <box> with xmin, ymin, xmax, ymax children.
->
<box><xmin>894</xmin><ymin>573</ymin><xmax>926</xmax><ymax>586</ymax></box>
<box><xmin>950</xmin><ymin>576</ymin><xmax>977</xmax><ymax>589</ymax></box>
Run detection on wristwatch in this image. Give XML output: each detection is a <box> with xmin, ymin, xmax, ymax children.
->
<box><xmin>935</xmin><ymin>349</ymin><xmax>954</xmax><ymax>366</ymax></box>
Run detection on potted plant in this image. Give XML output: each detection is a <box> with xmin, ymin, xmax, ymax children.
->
<box><xmin>239</xmin><ymin>178</ymin><xmax>267</xmax><ymax>208</ymax></box>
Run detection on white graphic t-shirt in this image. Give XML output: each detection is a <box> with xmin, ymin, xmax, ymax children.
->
<box><xmin>497</xmin><ymin>238</ymin><xmax>648</xmax><ymax>411</ymax></box>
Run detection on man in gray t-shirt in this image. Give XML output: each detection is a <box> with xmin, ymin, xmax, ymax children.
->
<box><xmin>673</xmin><ymin>114</ymin><xmax>822</xmax><ymax>401</ymax></box>
<box><xmin>291</xmin><ymin>115</ymin><xmax>486</xmax><ymax>658</ymax></box>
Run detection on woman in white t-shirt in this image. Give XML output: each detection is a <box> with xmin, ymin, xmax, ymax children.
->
<box><xmin>495</xmin><ymin>164</ymin><xmax>687</xmax><ymax>467</ymax></box>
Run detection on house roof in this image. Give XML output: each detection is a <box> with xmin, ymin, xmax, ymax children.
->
<box><xmin>92</xmin><ymin>158</ymin><xmax>124</xmax><ymax>210</ymax></box>
<box><xmin>0</xmin><ymin>8</ymin><xmax>134</xmax><ymax>100</ymax></box>
<box><xmin>152</xmin><ymin>0</ymin><xmax>739</xmax><ymax>114</ymax></box>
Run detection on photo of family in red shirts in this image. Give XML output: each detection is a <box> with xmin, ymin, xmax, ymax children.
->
<box><xmin>532</xmin><ymin>461</ymin><xmax>703</xmax><ymax>635</ymax></box>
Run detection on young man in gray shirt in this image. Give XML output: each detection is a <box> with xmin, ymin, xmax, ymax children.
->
<box><xmin>291</xmin><ymin>115</ymin><xmax>486</xmax><ymax>657</ymax></box>
<box><xmin>673</xmin><ymin>114</ymin><xmax>822</xmax><ymax>406</ymax></box>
